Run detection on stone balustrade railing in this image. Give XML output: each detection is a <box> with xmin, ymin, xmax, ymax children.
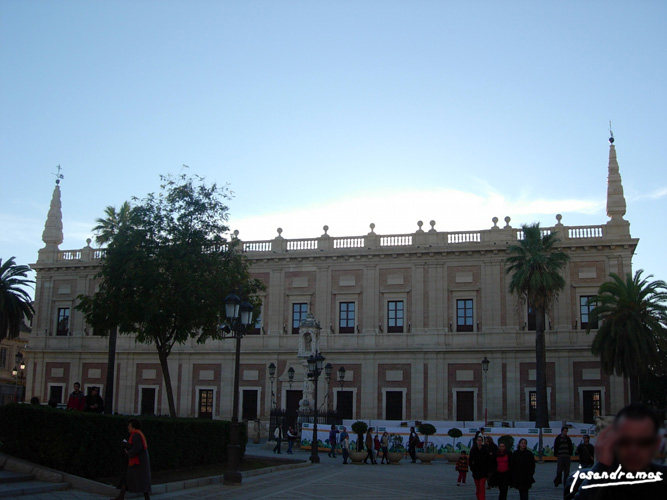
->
<box><xmin>54</xmin><ymin>216</ymin><xmax>612</xmax><ymax>262</ymax></box>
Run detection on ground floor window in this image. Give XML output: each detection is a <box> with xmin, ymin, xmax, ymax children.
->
<box><xmin>140</xmin><ymin>387</ymin><xmax>156</xmax><ymax>415</ymax></box>
<box><xmin>242</xmin><ymin>389</ymin><xmax>258</xmax><ymax>420</ymax></box>
<box><xmin>385</xmin><ymin>390</ymin><xmax>403</xmax><ymax>420</ymax></box>
<box><xmin>48</xmin><ymin>385</ymin><xmax>64</xmax><ymax>405</ymax></box>
<box><xmin>583</xmin><ymin>390</ymin><xmax>601</xmax><ymax>424</ymax></box>
<box><xmin>456</xmin><ymin>390</ymin><xmax>474</xmax><ymax>421</ymax></box>
<box><xmin>198</xmin><ymin>389</ymin><xmax>213</xmax><ymax>419</ymax></box>
<box><xmin>336</xmin><ymin>390</ymin><xmax>353</xmax><ymax>420</ymax></box>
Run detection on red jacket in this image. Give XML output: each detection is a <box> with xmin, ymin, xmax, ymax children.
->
<box><xmin>66</xmin><ymin>391</ymin><xmax>85</xmax><ymax>411</ymax></box>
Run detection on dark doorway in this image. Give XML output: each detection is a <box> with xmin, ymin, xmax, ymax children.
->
<box><xmin>48</xmin><ymin>385</ymin><xmax>63</xmax><ymax>405</ymax></box>
<box><xmin>385</xmin><ymin>391</ymin><xmax>403</xmax><ymax>420</ymax></box>
<box><xmin>582</xmin><ymin>390</ymin><xmax>601</xmax><ymax>424</ymax></box>
<box><xmin>456</xmin><ymin>391</ymin><xmax>474</xmax><ymax>421</ymax></box>
<box><xmin>285</xmin><ymin>390</ymin><xmax>301</xmax><ymax>429</ymax></box>
<box><xmin>198</xmin><ymin>389</ymin><xmax>213</xmax><ymax>419</ymax></box>
<box><xmin>242</xmin><ymin>389</ymin><xmax>258</xmax><ymax>420</ymax></box>
<box><xmin>336</xmin><ymin>390</ymin><xmax>353</xmax><ymax>420</ymax></box>
<box><xmin>141</xmin><ymin>387</ymin><xmax>156</xmax><ymax>415</ymax></box>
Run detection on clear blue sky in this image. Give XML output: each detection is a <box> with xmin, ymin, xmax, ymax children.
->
<box><xmin>1</xmin><ymin>1</ymin><xmax>666</xmax><ymax>296</ymax></box>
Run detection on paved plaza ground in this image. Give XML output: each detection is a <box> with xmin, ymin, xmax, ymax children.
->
<box><xmin>12</xmin><ymin>444</ymin><xmax>572</xmax><ymax>500</ymax></box>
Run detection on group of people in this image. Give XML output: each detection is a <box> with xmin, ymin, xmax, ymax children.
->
<box><xmin>66</xmin><ymin>382</ymin><xmax>105</xmax><ymax>413</ymax></box>
<box><xmin>461</xmin><ymin>434</ymin><xmax>536</xmax><ymax>500</ymax></box>
<box><xmin>272</xmin><ymin>424</ymin><xmax>298</xmax><ymax>454</ymax></box>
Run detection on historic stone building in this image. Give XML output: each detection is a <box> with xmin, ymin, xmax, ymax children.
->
<box><xmin>25</xmin><ymin>139</ymin><xmax>636</xmax><ymax>428</ymax></box>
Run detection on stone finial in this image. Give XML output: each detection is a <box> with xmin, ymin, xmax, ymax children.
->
<box><xmin>503</xmin><ymin>216</ymin><xmax>511</xmax><ymax>229</ymax></box>
<box><xmin>323</xmin><ymin>225</ymin><xmax>329</xmax><ymax>235</ymax></box>
<box><xmin>233</xmin><ymin>229</ymin><xmax>240</xmax><ymax>238</ymax></box>
<box><xmin>369</xmin><ymin>223</ymin><xmax>376</xmax><ymax>234</ymax></box>
<box><xmin>606</xmin><ymin>141</ymin><xmax>627</xmax><ymax>223</ymax></box>
<box><xmin>276</xmin><ymin>228</ymin><xmax>283</xmax><ymax>237</ymax></box>
<box><xmin>491</xmin><ymin>217</ymin><xmax>499</xmax><ymax>229</ymax></box>
<box><xmin>41</xmin><ymin>183</ymin><xmax>64</xmax><ymax>248</ymax></box>
<box><xmin>555</xmin><ymin>214</ymin><xmax>563</xmax><ymax>226</ymax></box>
<box><xmin>428</xmin><ymin>220</ymin><xmax>436</xmax><ymax>233</ymax></box>
<box><xmin>86</xmin><ymin>238</ymin><xmax>92</xmax><ymax>247</ymax></box>
<box><xmin>416</xmin><ymin>220</ymin><xmax>424</xmax><ymax>233</ymax></box>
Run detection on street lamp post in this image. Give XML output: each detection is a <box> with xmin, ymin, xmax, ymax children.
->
<box><xmin>13</xmin><ymin>352</ymin><xmax>25</xmax><ymax>403</ymax></box>
<box><xmin>482</xmin><ymin>356</ymin><xmax>490</xmax><ymax>425</ymax></box>
<box><xmin>268</xmin><ymin>362</ymin><xmax>276</xmax><ymax>409</ymax></box>
<box><xmin>307</xmin><ymin>351</ymin><xmax>325</xmax><ymax>464</ymax></box>
<box><xmin>222</xmin><ymin>293</ymin><xmax>254</xmax><ymax>486</ymax></box>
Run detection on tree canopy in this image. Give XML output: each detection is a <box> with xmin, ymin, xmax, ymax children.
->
<box><xmin>77</xmin><ymin>174</ymin><xmax>264</xmax><ymax>417</ymax></box>
<box><xmin>0</xmin><ymin>257</ymin><xmax>35</xmax><ymax>341</ymax></box>
<box><xmin>588</xmin><ymin>270</ymin><xmax>667</xmax><ymax>402</ymax></box>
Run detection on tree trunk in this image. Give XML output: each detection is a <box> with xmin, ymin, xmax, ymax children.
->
<box><xmin>629</xmin><ymin>376</ymin><xmax>641</xmax><ymax>404</ymax></box>
<box><xmin>103</xmin><ymin>326</ymin><xmax>117</xmax><ymax>415</ymax></box>
<box><xmin>157</xmin><ymin>346</ymin><xmax>177</xmax><ymax>417</ymax></box>
<box><xmin>535</xmin><ymin>306</ymin><xmax>549</xmax><ymax>462</ymax></box>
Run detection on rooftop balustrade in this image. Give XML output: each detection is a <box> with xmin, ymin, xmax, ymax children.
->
<box><xmin>52</xmin><ymin>214</ymin><xmax>616</xmax><ymax>263</ymax></box>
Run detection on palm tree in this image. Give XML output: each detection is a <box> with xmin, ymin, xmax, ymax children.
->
<box><xmin>587</xmin><ymin>270</ymin><xmax>667</xmax><ymax>403</ymax></box>
<box><xmin>506</xmin><ymin>223</ymin><xmax>570</xmax><ymax>432</ymax></box>
<box><xmin>92</xmin><ymin>201</ymin><xmax>133</xmax><ymax>245</ymax></box>
<box><xmin>87</xmin><ymin>200</ymin><xmax>132</xmax><ymax>414</ymax></box>
<box><xmin>0</xmin><ymin>257</ymin><xmax>35</xmax><ymax>341</ymax></box>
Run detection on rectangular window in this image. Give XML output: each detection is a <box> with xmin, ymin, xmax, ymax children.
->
<box><xmin>49</xmin><ymin>385</ymin><xmax>64</xmax><ymax>405</ymax></box>
<box><xmin>456</xmin><ymin>299</ymin><xmax>474</xmax><ymax>332</ymax></box>
<box><xmin>385</xmin><ymin>391</ymin><xmax>403</xmax><ymax>420</ymax></box>
<box><xmin>456</xmin><ymin>391</ymin><xmax>475</xmax><ymax>421</ymax></box>
<box><xmin>387</xmin><ymin>301</ymin><xmax>404</xmax><ymax>333</ymax></box>
<box><xmin>198</xmin><ymin>389</ymin><xmax>213</xmax><ymax>419</ymax></box>
<box><xmin>529</xmin><ymin>391</ymin><xmax>537</xmax><ymax>421</ymax></box>
<box><xmin>249</xmin><ymin>309</ymin><xmax>262</xmax><ymax>335</ymax></box>
<box><xmin>56</xmin><ymin>308</ymin><xmax>70</xmax><ymax>336</ymax></box>
<box><xmin>527</xmin><ymin>303</ymin><xmax>545</xmax><ymax>331</ymax></box>
<box><xmin>140</xmin><ymin>387</ymin><xmax>156</xmax><ymax>415</ymax></box>
<box><xmin>580</xmin><ymin>296</ymin><xmax>598</xmax><ymax>329</ymax></box>
<box><xmin>0</xmin><ymin>348</ymin><xmax>7</xmax><ymax>369</ymax></box>
<box><xmin>292</xmin><ymin>303</ymin><xmax>308</xmax><ymax>334</ymax></box>
<box><xmin>339</xmin><ymin>302</ymin><xmax>355</xmax><ymax>334</ymax></box>
<box><xmin>242</xmin><ymin>389</ymin><xmax>258</xmax><ymax>420</ymax></box>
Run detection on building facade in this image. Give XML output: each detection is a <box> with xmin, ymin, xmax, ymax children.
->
<box><xmin>25</xmin><ymin>140</ymin><xmax>636</xmax><ymax>428</ymax></box>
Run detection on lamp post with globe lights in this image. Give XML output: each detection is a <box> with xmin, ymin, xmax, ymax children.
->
<box><xmin>482</xmin><ymin>356</ymin><xmax>490</xmax><ymax>425</ymax></box>
<box><xmin>221</xmin><ymin>293</ymin><xmax>254</xmax><ymax>486</ymax></box>
<box><xmin>307</xmin><ymin>351</ymin><xmax>326</xmax><ymax>464</ymax></box>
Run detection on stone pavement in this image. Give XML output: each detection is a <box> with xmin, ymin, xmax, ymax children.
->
<box><xmin>9</xmin><ymin>445</ymin><xmax>572</xmax><ymax>499</ymax></box>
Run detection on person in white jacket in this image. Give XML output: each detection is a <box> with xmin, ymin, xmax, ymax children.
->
<box><xmin>273</xmin><ymin>424</ymin><xmax>283</xmax><ymax>454</ymax></box>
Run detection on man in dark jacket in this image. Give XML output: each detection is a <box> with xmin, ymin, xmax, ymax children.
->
<box><xmin>576</xmin><ymin>435</ymin><xmax>595</xmax><ymax>468</ymax></box>
<box><xmin>572</xmin><ymin>403</ymin><xmax>667</xmax><ymax>499</ymax></box>
<box><xmin>85</xmin><ymin>386</ymin><xmax>104</xmax><ymax>413</ymax></box>
<box><xmin>554</xmin><ymin>426</ymin><xmax>574</xmax><ymax>487</ymax></box>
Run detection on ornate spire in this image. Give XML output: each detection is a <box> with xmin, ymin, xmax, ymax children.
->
<box><xmin>606</xmin><ymin>131</ymin><xmax>627</xmax><ymax>223</ymax></box>
<box><xmin>38</xmin><ymin>170</ymin><xmax>64</xmax><ymax>262</ymax></box>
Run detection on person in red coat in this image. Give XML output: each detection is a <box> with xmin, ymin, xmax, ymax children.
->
<box><xmin>66</xmin><ymin>382</ymin><xmax>85</xmax><ymax>411</ymax></box>
<box><xmin>113</xmin><ymin>419</ymin><xmax>152</xmax><ymax>500</ymax></box>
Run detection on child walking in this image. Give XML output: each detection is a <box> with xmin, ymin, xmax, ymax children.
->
<box><xmin>455</xmin><ymin>450</ymin><xmax>469</xmax><ymax>486</ymax></box>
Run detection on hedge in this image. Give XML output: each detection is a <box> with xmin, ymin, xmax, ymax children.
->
<box><xmin>0</xmin><ymin>404</ymin><xmax>247</xmax><ymax>480</ymax></box>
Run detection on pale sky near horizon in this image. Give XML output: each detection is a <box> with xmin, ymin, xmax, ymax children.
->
<box><xmin>1</xmin><ymin>1</ymin><xmax>666</xmax><ymax>298</ymax></box>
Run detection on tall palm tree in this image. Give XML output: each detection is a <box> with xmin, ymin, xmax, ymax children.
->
<box><xmin>587</xmin><ymin>270</ymin><xmax>667</xmax><ymax>403</ymax></box>
<box><xmin>88</xmin><ymin>200</ymin><xmax>132</xmax><ymax>414</ymax></box>
<box><xmin>92</xmin><ymin>201</ymin><xmax>133</xmax><ymax>245</ymax></box>
<box><xmin>0</xmin><ymin>257</ymin><xmax>35</xmax><ymax>341</ymax></box>
<box><xmin>506</xmin><ymin>223</ymin><xmax>570</xmax><ymax>433</ymax></box>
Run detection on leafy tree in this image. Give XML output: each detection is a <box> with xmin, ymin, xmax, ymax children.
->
<box><xmin>0</xmin><ymin>257</ymin><xmax>35</xmax><ymax>341</ymax></box>
<box><xmin>78</xmin><ymin>174</ymin><xmax>264</xmax><ymax>417</ymax></box>
<box><xmin>587</xmin><ymin>270</ymin><xmax>667</xmax><ymax>403</ymax></box>
<box><xmin>417</xmin><ymin>423</ymin><xmax>437</xmax><ymax>450</ymax></box>
<box><xmin>506</xmin><ymin>223</ymin><xmax>569</xmax><ymax>434</ymax></box>
<box><xmin>447</xmin><ymin>427</ymin><xmax>463</xmax><ymax>448</ymax></box>
<box><xmin>351</xmin><ymin>420</ymin><xmax>368</xmax><ymax>452</ymax></box>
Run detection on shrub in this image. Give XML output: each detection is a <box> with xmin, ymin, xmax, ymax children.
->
<box><xmin>418</xmin><ymin>423</ymin><xmax>437</xmax><ymax>451</ymax></box>
<box><xmin>0</xmin><ymin>404</ymin><xmax>246</xmax><ymax>480</ymax></box>
<box><xmin>448</xmin><ymin>427</ymin><xmax>463</xmax><ymax>447</ymax></box>
<box><xmin>351</xmin><ymin>421</ymin><xmax>368</xmax><ymax>452</ymax></box>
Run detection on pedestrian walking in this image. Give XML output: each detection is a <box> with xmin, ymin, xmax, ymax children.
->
<box><xmin>273</xmin><ymin>423</ymin><xmax>283</xmax><ymax>454</ymax></box>
<box><xmin>113</xmin><ymin>418</ymin><xmax>151</xmax><ymax>500</ymax></box>
<box><xmin>328</xmin><ymin>424</ymin><xmax>339</xmax><ymax>458</ymax></box>
<box><xmin>455</xmin><ymin>449</ymin><xmax>469</xmax><ymax>486</ymax></box>
<box><xmin>66</xmin><ymin>382</ymin><xmax>85</xmax><ymax>411</ymax></box>
<box><xmin>489</xmin><ymin>442</ymin><xmax>511</xmax><ymax>500</ymax></box>
<box><xmin>553</xmin><ymin>426</ymin><xmax>573</xmax><ymax>487</ymax></box>
<box><xmin>340</xmin><ymin>426</ymin><xmax>350</xmax><ymax>464</ymax></box>
<box><xmin>575</xmin><ymin>435</ymin><xmax>594</xmax><ymax>468</ymax></box>
<box><xmin>511</xmin><ymin>438</ymin><xmax>535</xmax><ymax>500</ymax></box>
<box><xmin>469</xmin><ymin>435</ymin><xmax>494</xmax><ymax>500</ymax></box>
<box><xmin>380</xmin><ymin>431</ymin><xmax>389</xmax><ymax>464</ymax></box>
<box><xmin>286</xmin><ymin>426</ymin><xmax>296</xmax><ymax>454</ymax></box>
<box><xmin>374</xmin><ymin>433</ymin><xmax>381</xmax><ymax>461</ymax></box>
<box><xmin>408</xmin><ymin>427</ymin><xmax>419</xmax><ymax>463</ymax></box>
<box><xmin>364</xmin><ymin>427</ymin><xmax>376</xmax><ymax>464</ymax></box>
<box><xmin>485</xmin><ymin>436</ymin><xmax>498</xmax><ymax>490</ymax></box>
